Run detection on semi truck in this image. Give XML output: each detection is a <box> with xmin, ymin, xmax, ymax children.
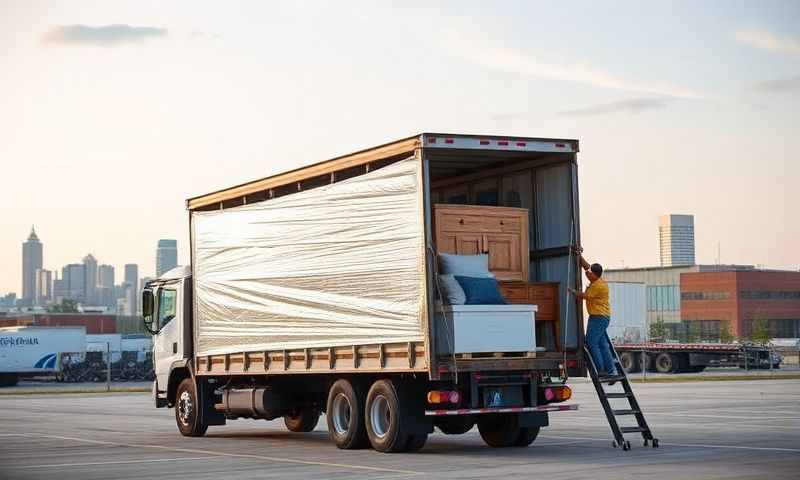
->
<box><xmin>0</xmin><ymin>326</ymin><xmax>86</xmax><ymax>386</ymax></box>
<box><xmin>144</xmin><ymin>133</ymin><xmax>586</xmax><ymax>452</ymax></box>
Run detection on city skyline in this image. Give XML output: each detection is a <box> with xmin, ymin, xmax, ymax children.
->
<box><xmin>1</xmin><ymin>2</ymin><xmax>799</xmax><ymax>293</ymax></box>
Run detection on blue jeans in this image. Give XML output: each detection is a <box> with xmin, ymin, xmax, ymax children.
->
<box><xmin>586</xmin><ymin>315</ymin><xmax>617</xmax><ymax>375</ymax></box>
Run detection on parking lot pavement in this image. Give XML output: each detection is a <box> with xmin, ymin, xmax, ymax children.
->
<box><xmin>0</xmin><ymin>379</ymin><xmax>798</xmax><ymax>479</ymax></box>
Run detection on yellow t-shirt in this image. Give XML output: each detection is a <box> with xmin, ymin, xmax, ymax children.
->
<box><xmin>585</xmin><ymin>278</ymin><xmax>611</xmax><ymax>316</ymax></box>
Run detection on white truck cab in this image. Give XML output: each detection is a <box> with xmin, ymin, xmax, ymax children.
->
<box><xmin>142</xmin><ymin>265</ymin><xmax>193</xmax><ymax>407</ymax></box>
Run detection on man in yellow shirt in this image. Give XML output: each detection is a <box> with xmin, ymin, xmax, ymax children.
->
<box><xmin>568</xmin><ymin>250</ymin><xmax>618</xmax><ymax>377</ymax></box>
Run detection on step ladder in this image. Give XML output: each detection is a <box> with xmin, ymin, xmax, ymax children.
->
<box><xmin>584</xmin><ymin>340</ymin><xmax>659</xmax><ymax>451</ymax></box>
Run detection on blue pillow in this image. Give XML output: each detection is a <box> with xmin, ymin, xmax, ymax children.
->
<box><xmin>438</xmin><ymin>253</ymin><xmax>493</xmax><ymax>278</ymax></box>
<box><xmin>454</xmin><ymin>276</ymin><xmax>507</xmax><ymax>305</ymax></box>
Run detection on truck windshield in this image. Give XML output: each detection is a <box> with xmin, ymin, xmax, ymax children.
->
<box><xmin>157</xmin><ymin>289</ymin><xmax>177</xmax><ymax>328</ymax></box>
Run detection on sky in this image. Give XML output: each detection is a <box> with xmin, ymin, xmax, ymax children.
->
<box><xmin>1</xmin><ymin>0</ymin><xmax>799</xmax><ymax>294</ymax></box>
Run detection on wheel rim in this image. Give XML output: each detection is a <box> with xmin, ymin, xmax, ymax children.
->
<box><xmin>369</xmin><ymin>394</ymin><xmax>391</xmax><ymax>439</ymax></box>
<box><xmin>657</xmin><ymin>355</ymin><xmax>672</xmax><ymax>371</ymax></box>
<box><xmin>331</xmin><ymin>393</ymin><xmax>352</xmax><ymax>435</ymax></box>
<box><xmin>177</xmin><ymin>390</ymin><xmax>193</xmax><ymax>426</ymax></box>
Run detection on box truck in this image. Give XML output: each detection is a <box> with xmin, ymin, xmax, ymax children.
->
<box><xmin>144</xmin><ymin>133</ymin><xmax>586</xmax><ymax>452</ymax></box>
<box><xmin>0</xmin><ymin>326</ymin><xmax>86</xmax><ymax>386</ymax></box>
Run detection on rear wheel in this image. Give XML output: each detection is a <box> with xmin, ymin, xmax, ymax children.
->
<box><xmin>435</xmin><ymin>415</ymin><xmax>475</xmax><ymax>435</ymax></box>
<box><xmin>654</xmin><ymin>353</ymin><xmax>676</xmax><ymax>373</ymax></box>
<box><xmin>405</xmin><ymin>434</ymin><xmax>428</xmax><ymax>452</ymax></box>
<box><xmin>326</xmin><ymin>379</ymin><xmax>369</xmax><ymax>449</ymax></box>
<box><xmin>619</xmin><ymin>352</ymin><xmax>641</xmax><ymax>373</ymax></box>
<box><xmin>477</xmin><ymin>414</ymin><xmax>523</xmax><ymax>448</ymax></box>
<box><xmin>514</xmin><ymin>426</ymin><xmax>541</xmax><ymax>447</ymax></box>
<box><xmin>175</xmin><ymin>377</ymin><xmax>208</xmax><ymax>437</ymax></box>
<box><xmin>365</xmin><ymin>379</ymin><xmax>414</xmax><ymax>453</ymax></box>
<box><xmin>284</xmin><ymin>409</ymin><xmax>320</xmax><ymax>432</ymax></box>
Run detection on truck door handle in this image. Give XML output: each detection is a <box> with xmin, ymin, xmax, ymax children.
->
<box><xmin>173</xmin><ymin>343</ymin><xmax>178</xmax><ymax>354</ymax></box>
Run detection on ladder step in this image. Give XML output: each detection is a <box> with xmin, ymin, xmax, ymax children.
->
<box><xmin>605</xmin><ymin>392</ymin><xmax>632</xmax><ymax>399</ymax></box>
<box><xmin>612</xmin><ymin>409</ymin><xmax>639</xmax><ymax>416</ymax></box>
<box><xmin>620</xmin><ymin>426</ymin><xmax>649</xmax><ymax>434</ymax></box>
<box><xmin>599</xmin><ymin>375</ymin><xmax>626</xmax><ymax>384</ymax></box>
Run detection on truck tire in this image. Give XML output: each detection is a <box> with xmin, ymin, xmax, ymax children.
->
<box><xmin>619</xmin><ymin>352</ymin><xmax>641</xmax><ymax>373</ymax></box>
<box><xmin>405</xmin><ymin>434</ymin><xmax>428</xmax><ymax>452</ymax></box>
<box><xmin>514</xmin><ymin>426</ymin><xmax>541</xmax><ymax>447</ymax></box>
<box><xmin>435</xmin><ymin>415</ymin><xmax>475</xmax><ymax>435</ymax></box>
<box><xmin>326</xmin><ymin>379</ymin><xmax>369</xmax><ymax>449</ymax></box>
<box><xmin>477</xmin><ymin>414</ymin><xmax>522</xmax><ymax>448</ymax></box>
<box><xmin>365</xmin><ymin>379</ymin><xmax>413</xmax><ymax>453</ymax></box>
<box><xmin>175</xmin><ymin>377</ymin><xmax>208</xmax><ymax>437</ymax></box>
<box><xmin>654</xmin><ymin>353</ymin><xmax>676</xmax><ymax>373</ymax></box>
<box><xmin>284</xmin><ymin>409</ymin><xmax>320</xmax><ymax>432</ymax></box>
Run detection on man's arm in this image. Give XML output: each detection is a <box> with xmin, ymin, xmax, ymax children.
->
<box><xmin>572</xmin><ymin>245</ymin><xmax>590</xmax><ymax>271</ymax></box>
<box><xmin>568</xmin><ymin>287</ymin><xmax>587</xmax><ymax>300</ymax></box>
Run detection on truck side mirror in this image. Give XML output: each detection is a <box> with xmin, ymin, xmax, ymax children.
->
<box><xmin>142</xmin><ymin>290</ymin><xmax>157</xmax><ymax>334</ymax></box>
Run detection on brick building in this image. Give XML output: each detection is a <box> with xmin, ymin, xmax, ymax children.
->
<box><xmin>681</xmin><ymin>270</ymin><xmax>800</xmax><ymax>339</ymax></box>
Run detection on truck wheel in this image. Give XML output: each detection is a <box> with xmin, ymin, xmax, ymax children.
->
<box><xmin>435</xmin><ymin>415</ymin><xmax>475</xmax><ymax>435</ymax></box>
<box><xmin>654</xmin><ymin>353</ymin><xmax>676</xmax><ymax>373</ymax></box>
<box><xmin>326</xmin><ymin>379</ymin><xmax>369</xmax><ymax>449</ymax></box>
<box><xmin>477</xmin><ymin>414</ymin><xmax>522</xmax><ymax>448</ymax></box>
<box><xmin>365</xmin><ymin>379</ymin><xmax>412</xmax><ymax>453</ymax></box>
<box><xmin>405</xmin><ymin>434</ymin><xmax>428</xmax><ymax>452</ymax></box>
<box><xmin>514</xmin><ymin>426</ymin><xmax>541</xmax><ymax>447</ymax></box>
<box><xmin>175</xmin><ymin>377</ymin><xmax>208</xmax><ymax>437</ymax></box>
<box><xmin>619</xmin><ymin>352</ymin><xmax>641</xmax><ymax>373</ymax></box>
<box><xmin>284</xmin><ymin>409</ymin><xmax>320</xmax><ymax>432</ymax></box>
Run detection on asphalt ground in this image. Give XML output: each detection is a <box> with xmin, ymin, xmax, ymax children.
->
<box><xmin>0</xmin><ymin>379</ymin><xmax>798</xmax><ymax>479</ymax></box>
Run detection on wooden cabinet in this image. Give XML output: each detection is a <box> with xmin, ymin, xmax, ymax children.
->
<box><xmin>499</xmin><ymin>281</ymin><xmax>560</xmax><ymax>351</ymax></box>
<box><xmin>434</xmin><ymin>204</ymin><xmax>529</xmax><ymax>282</ymax></box>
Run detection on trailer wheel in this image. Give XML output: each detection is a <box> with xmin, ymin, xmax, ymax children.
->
<box><xmin>477</xmin><ymin>414</ymin><xmax>522</xmax><ymax>448</ymax></box>
<box><xmin>405</xmin><ymin>434</ymin><xmax>428</xmax><ymax>452</ymax></box>
<box><xmin>365</xmin><ymin>379</ymin><xmax>413</xmax><ymax>453</ymax></box>
<box><xmin>284</xmin><ymin>409</ymin><xmax>320</xmax><ymax>432</ymax></box>
<box><xmin>654</xmin><ymin>353</ymin><xmax>676</xmax><ymax>373</ymax></box>
<box><xmin>514</xmin><ymin>426</ymin><xmax>541</xmax><ymax>447</ymax></box>
<box><xmin>435</xmin><ymin>415</ymin><xmax>475</xmax><ymax>435</ymax></box>
<box><xmin>326</xmin><ymin>379</ymin><xmax>369</xmax><ymax>449</ymax></box>
<box><xmin>175</xmin><ymin>377</ymin><xmax>208</xmax><ymax>437</ymax></box>
<box><xmin>619</xmin><ymin>352</ymin><xmax>641</xmax><ymax>373</ymax></box>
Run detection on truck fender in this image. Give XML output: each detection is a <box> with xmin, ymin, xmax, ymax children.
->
<box><xmin>166</xmin><ymin>359</ymin><xmax>191</xmax><ymax>407</ymax></box>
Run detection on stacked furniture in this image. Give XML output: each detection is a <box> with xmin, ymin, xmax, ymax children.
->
<box><xmin>434</xmin><ymin>204</ymin><xmax>561</xmax><ymax>352</ymax></box>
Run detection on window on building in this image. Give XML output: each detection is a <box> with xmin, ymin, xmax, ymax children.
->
<box><xmin>647</xmin><ymin>285</ymin><xmax>680</xmax><ymax>312</ymax></box>
<box><xmin>681</xmin><ymin>291</ymin><xmax>730</xmax><ymax>301</ymax></box>
<box><xmin>740</xmin><ymin>291</ymin><xmax>800</xmax><ymax>300</ymax></box>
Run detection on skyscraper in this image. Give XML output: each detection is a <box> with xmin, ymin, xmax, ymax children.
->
<box><xmin>83</xmin><ymin>254</ymin><xmax>98</xmax><ymax>305</ymax></box>
<box><xmin>659</xmin><ymin>214</ymin><xmax>696</xmax><ymax>267</ymax></box>
<box><xmin>156</xmin><ymin>239</ymin><xmax>178</xmax><ymax>276</ymax></box>
<box><xmin>21</xmin><ymin>226</ymin><xmax>43</xmax><ymax>304</ymax></box>
<box><xmin>124</xmin><ymin>264</ymin><xmax>139</xmax><ymax>315</ymax></box>
<box><xmin>62</xmin><ymin>263</ymin><xmax>86</xmax><ymax>301</ymax></box>
<box><xmin>98</xmin><ymin>264</ymin><xmax>115</xmax><ymax>307</ymax></box>
<box><xmin>34</xmin><ymin>268</ymin><xmax>52</xmax><ymax>306</ymax></box>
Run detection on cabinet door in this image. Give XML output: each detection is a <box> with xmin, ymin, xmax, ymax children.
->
<box><xmin>484</xmin><ymin>233</ymin><xmax>523</xmax><ymax>281</ymax></box>
<box><xmin>455</xmin><ymin>234</ymin><xmax>483</xmax><ymax>255</ymax></box>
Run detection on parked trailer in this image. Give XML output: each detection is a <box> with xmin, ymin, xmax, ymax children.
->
<box><xmin>614</xmin><ymin>342</ymin><xmax>777</xmax><ymax>373</ymax></box>
<box><xmin>144</xmin><ymin>133</ymin><xmax>586</xmax><ymax>452</ymax></box>
<box><xmin>0</xmin><ymin>326</ymin><xmax>86</xmax><ymax>386</ymax></box>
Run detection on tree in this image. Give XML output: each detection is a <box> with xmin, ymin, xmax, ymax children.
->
<box><xmin>649</xmin><ymin>318</ymin><xmax>667</xmax><ymax>342</ymax></box>
<box><xmin>47</xmin><ymin>299</ymin><xmax>79</xmax><ymax>313</ymax></box>
<box><xmin>750</xmin><ymin>317</ymin><xmax>771</xmax><ymax>345</ymax></box>
<box><xmin>719</xmin><ymin>322</ymin><xmax>735</xmax><ymax>343</ymax></box>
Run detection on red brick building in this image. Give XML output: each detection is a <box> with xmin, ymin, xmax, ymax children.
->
<box><xmin>680</xmin><ymin>270</ymin><xmax>800</xmax><ymax>339</ymax></box>
<box><xmin>0</xmin><ymin>314</ymin><xmax>117</xmax><ymax>334</ymax></box>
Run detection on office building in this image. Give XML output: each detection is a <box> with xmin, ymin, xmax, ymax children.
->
<box><xmin>21</xmin><ymin>226</ymin><xmax>43</xmax><ymax>304</ymax></box>
<box><xmin>156</xmin><ymin>239</ymin><xmax>178</xmax><ymax>277</ymax></box>
<box><xmin>34</xmin><ymin>268</ymin><xmax>52</xmax><ymax>306</ymax></box>
<box><xmin>83</xmin><ymin>254</ymin><xmax>98</xmax><ymax>305</ymax></box>
<box><xmin>62</xmin><ymin>263</ymin><xmax>86</xmax><ymax>302</ymax></box>
<box><xmin>124</xmin><ymin>264</ymin><xmax>139</xmax><ymax>315</ymax></box>
<box><xmin>98</xmin><ymin>264</ymin><xmax>115</xmax><ymax>289</ymax></box>
<box><xmin>659</xmin><ymin>214</ymin><xmax>695</xmax><ymax>267</ymax></box>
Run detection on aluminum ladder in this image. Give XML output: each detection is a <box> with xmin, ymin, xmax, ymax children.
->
<box><xmin>584</xmin><ymin>340</ymin><xmax>660</xmax><ymax>451</ymax></box>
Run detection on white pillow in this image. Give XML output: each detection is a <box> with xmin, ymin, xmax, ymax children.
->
<box><xmin>438</xmin><ymin>274</ymin><xmax>466</xmax><ymax>305</ymax></box>
<box><xmin>438</xmin><ymin>253</ymin><xmax>493</xmax><ymax>278</ymax></box>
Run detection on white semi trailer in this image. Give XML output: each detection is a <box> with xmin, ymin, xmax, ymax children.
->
<box><xmin>0</xmin><ymin>326</ymin><xmax>86</xmax><ymax>386</ymax></box>
<box><xmin>144</xmin><ymin>133</ymin><xmax>586</xmax><ymax>452</ymax></box>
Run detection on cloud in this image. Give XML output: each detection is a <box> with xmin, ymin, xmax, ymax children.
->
<box><xmin>43</xmin><ymin>24</ymin><xmax>167</xmax><ymax>46</ymax></box>
<box><xmin>753</xmin><ymin>75</ymin><xmax>800</xmax><ymax>93</ymax></box>
<box><xmin>735</xmin><ymin>29</ymin><xmax>800</xmax><ymax>56</ymax></box>
<box><xmin>441</xmin><ymin>31</ymin><xmax>704</xmax><ymax>100</ymax></box>
<box><xmin>559</xmin><ymin>97</ymin><xmax>671</xmax><ymax>116</ymax></box>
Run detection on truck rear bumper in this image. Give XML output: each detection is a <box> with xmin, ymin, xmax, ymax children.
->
<box><xmin>425</xmin><ymin>403</ymin><xmax>578</xmax><ymax>416</ymax></box>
